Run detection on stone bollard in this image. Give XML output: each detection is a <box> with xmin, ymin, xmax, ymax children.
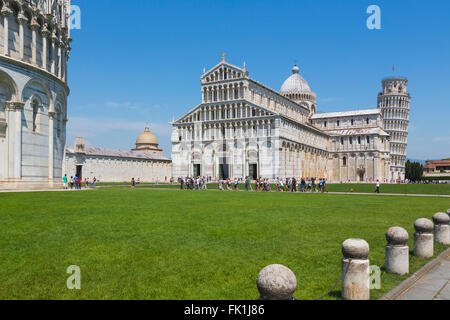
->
<box><xmin>385</xmin><ymin>227</ymin><xmax>409</xmax><ymax>275</ymax></box>
<box><xmin>413</xmin><ymin>218</ymin><xmax>434</xmax><ymax>258</ymax></box>
<box><xmin>341</xmin><ymin>239</ymin><xmax>370</xmax><ymax>300</ymax></box>
<box><xmin>257</xmin><ymin>264</ymin><xmax>297</xmax><ymax>300</ymax></box>
<box><xmin>433</xmin><ymin>213</ymin><xmax>450</xmax><ymax>245</ymax></box>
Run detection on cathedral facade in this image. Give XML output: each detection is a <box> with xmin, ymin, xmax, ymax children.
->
<box><xmin>0</xmin><ymin>0</ymin><xmax>71</xmax><ymax>189</ymax></box>
<box><xmin>171</xmin><ymin>56</ymin><xmax>410</xmax><ymax>182</ymax></box>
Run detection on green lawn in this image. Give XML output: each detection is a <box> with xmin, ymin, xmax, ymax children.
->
<box><xmin>100</xmin><ymin>182</ymin><xmax>450</xmax><ymax>196</ymax></box>
<box><xmin>0</xmin><ymin>189</ymin><xmax>449</xmax><ymax>300</ymax></box>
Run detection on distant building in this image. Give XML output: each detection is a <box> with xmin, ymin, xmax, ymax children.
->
<box><xmin>64</xmin><ymin>125</ymin><xmax>172</xmax><ymax>182</ymax></box>
<box><xmin>171</xmin><ymin>56</ymin><xmax>409</xmax><ymax>182</ymax></box>
<box><xmin>423</xmin><ymin>159</ymin><xmax>450</xmax><ymax>176</ymax></box>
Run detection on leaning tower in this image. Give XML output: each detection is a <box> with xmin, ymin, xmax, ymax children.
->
<box><xmin>377</xmin><ymin>77</ymin><xmax>410</xmax><ymax>181</ymax></box>
<box><xmin>0</xmin><ymin>0</ymin><xmax>72</xmax><ymax>189</ymax></box>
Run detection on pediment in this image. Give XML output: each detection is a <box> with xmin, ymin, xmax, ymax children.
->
<box><xmin>201</xmin><ymin>61</ymin><xmax>245</xmax><ymax>81</ymax></box>
<box><xmin>173</xmin><ymin>103</ymin><xmax>276</xmax><ymax>125</ymax></box>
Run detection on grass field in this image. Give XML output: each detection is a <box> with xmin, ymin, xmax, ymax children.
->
<box><xmin>99</xmin><ymin>182</ymin><xmax>450</xmax><ymax>196</ymax></box>
<box><xmin>0</xmin><ymin>188</ymin><xmax>449</xmax><ymax>300</ymax></box>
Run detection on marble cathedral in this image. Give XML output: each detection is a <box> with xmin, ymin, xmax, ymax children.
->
<box><xmin>171</xmin><ymin>55</ymin><xmax>410</xmax><ymax>182</ymax></box>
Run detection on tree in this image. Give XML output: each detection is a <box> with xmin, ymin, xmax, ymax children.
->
<box><xmin>405</xmin><ymin>160</ymin><xmax>424</xmax><ymax>182</ymax></box>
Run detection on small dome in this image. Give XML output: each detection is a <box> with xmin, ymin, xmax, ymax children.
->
<box><xmin>280</xmin><ymin>64</ymin><xmax>312</xmax><ymax>94</ymax></box>
<box><xmin>136</xmin><ymin>125</ymin><xmax>159</xmax><ymax>146</ymax></box>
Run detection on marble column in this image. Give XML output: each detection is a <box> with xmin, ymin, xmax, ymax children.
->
<box><xmin>1</xmin><ymin>6</ymin><xmax>12</xmax><ymax>56</ymax></box>
<box><xmin>48</xmin><ymin>111</ymin><xmax>55</xmax><ymax>180</ymax></box>
<box><xmin>6</xmin><ymin>102</ymin><xmax>25</xmax><ymax>180</ymax></box>
<box><xmin>30</xmin><ymin>18</ymin><xmax>40</xmax><ymax>65</ymax></box>
<box><xmin>17</xmin><ymin>13</ymin><xmax>28</xmax><ymax>61</ymax></box>
<box><xmin>41</xmin><ymin>26</ymin><xmax>50</xmax><ymax>71</ymax></box>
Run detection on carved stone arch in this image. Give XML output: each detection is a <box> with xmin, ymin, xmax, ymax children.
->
<box><xmin>0</xmin><ymin>69</ymin><xmax>19</xmax><ymax>101</ymax></box>
<box><xmin>22</xmin><ymin>77</ymin><xmax>52</xmax><ymax>110</ymax></box>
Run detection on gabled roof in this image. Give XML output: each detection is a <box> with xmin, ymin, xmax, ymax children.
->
<box><xmin>200</xmin><ymin>60</ymin><xmax>245</xmax><ymax>79</ymax></box>
<box><xmin>172</xmin><ymin>101</ymin><xmax>277</xmax><ymax>125</ymax></box>
<box><xmin>65</xmin><ymin>147</ymin><xmax>171</xmax><ymax>161</ymax></box>
<box><xmin>326</xmin><ymin>128</ymin><xmax>390</xmax><ymax>137</ymax></box>
<box><xmin>311</xmin><ymin>109</ymin><xmax>381</xmax><ymax>119</ymax></box>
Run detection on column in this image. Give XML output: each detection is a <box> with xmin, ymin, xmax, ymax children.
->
<box><xmin>373</xmin><ymin>154</ymin><xmax>378</xmax><ymax>181</ymax></box>
<box><xmin>30</xmin><ymin>18</ymin><xmax>40</xmax><ymax>65</ymax></box>
<box><xmin>1</xmin><ymin>5</ymin><xmax>12</xmax><ymax>56</ymax></box>
<box><xmin>57</xmin><ymin>42</ymin><xmax>62</xmax><ymax>79</ymax></box>
<box><xmin>51</xmin><ymin>32</ymin><xmax>57</xmax><ymax>74</ymax></box>
<box><xmin>18</xmin><ymin>12</ymin><xmax>28</xmax><ymax>61</ymax></box>
<box><xmin>6</xmin><ymin>102</ymin><xmax>25</xmax><ymax>180</ymax></box>
<box><xmin>48</xmin><ymin>111</ymin><xmax>55</xmax><ymax>180</ymax></box>
<box><xmin>41</xmin><ymin>26</ymin><xmax>50</xmax><ymax>71</ymax></box>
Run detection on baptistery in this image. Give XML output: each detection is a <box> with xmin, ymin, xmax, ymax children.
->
<box><xmin>0</xmin><ymin>0</ymin><xmax>71</xmax><ymax>189</ymax></box>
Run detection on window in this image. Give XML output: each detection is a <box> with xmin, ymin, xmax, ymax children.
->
<box><xmin>349</xmin><ymin>137</ymin><xmax>353</xmax><ymax>144</ymax></box>
<box><xmin>358</xmin><ymin>136</ymin><xmax>361</xmax><ymax>144</ymax></box>
<box><xmin>32</xmin><ymin>101</ymin><xmax>39</xmax><ymax>133</ymax></box>
<box><xmin>351</xmin><ymin>119</ymin><xmax>354</xmax><ymax>126</ymax></box>
<box><xmin>341</xmin><ymin>137</ymin><xmax>344</xmax><ymax>145</ymax></box>
<box><xmin>366</xmin><ymin>136</ymin><xmax>370</xmax><ymax>144</ymax></box>
<box><xmin>366</xmin><ymin>118</ymin><xmax>369</xmax><ymax>125</ymax></box>
<box><xmin>324</xmin><ymin>121</ymin><xmax>327</xmax><ymax>128</ymax></box>
<box><xmin>343</xmin><ymin>157</ymin><xmax>347</xmax><ymax>166</ymax></box>
<box><xmin>337</xmin><ymin>120</ymin><xmax>340</xmax><ymax>127</ymax></box>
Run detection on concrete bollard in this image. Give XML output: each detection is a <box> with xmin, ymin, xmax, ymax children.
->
<box><xmin>341</xmin><ymin>239</ymin><xmax>370</xmax><ymax>300</ymax></box>
<box><xmin>257</xmin><ymin>264</ymin><xmax>297</xmax><ymax>300</ymax></box>
<box><xmin>385</xmin><ymin>227</ymin><xmax>409</xmax><ymax>275</ymax></box>
<box><xmin>413</xmin><ymin>218</ymin><xmax>434</xmax><ymax>258</ymax></box>
<box><xmin>433</xmin><ymin>213</ymin><xmax>450</xmax><ymax>245</ymax></box>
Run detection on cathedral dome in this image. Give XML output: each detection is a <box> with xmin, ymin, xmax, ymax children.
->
<box><xmin>136</xmin><ymin>125</ymin><xmax>159</xmax><ymax>146</ymax></box>
<box><xmin>280</xmin><ymin>64</ymin><xmax>312</xmax><ymax>94</ymax></box>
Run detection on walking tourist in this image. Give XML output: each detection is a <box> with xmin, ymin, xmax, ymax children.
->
<box><xmin>63</xmin><ymin>174</ymin><xmax>68</xmax><ymax>189</ymax></box>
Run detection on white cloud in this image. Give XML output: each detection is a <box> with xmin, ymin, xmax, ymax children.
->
<box><xmin>432</xmin><ymin>137</ymin><xmax>450</xmax><ymax>143</ymax></box>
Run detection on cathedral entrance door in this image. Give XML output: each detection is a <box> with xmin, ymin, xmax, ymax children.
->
<box><xmin>76</xmin><ymin>165</ymin><xmax>83</xmax><ymax>180</ymax></box>
<box><xmin>359</xmin><ymin>172</ymin><xmax>364</xmax><ymax>182</ymax></box>
<box><xmin>219</xmin><ymin>164</ymin><xmax>229</xmax><ymax>179</ymax></box>
<box><xmin>193</xmin><ymin>164</ymin><xmax>201</xmax><ymax>177</ymax></box>
<box><xmin>249</xmin><ymin>164</ymin><xmax>258</xmax><ymax>180</ymax></box>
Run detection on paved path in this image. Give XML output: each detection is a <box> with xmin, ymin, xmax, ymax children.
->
<box><xmin>382</xmin><ymin>248</ymin><xmax>450</xmax><ymax>300</ymax></box>
<box><xmin>398</xmin><ymin>251</ymin><xmax>450</xmax><ymax>300</ymax></box>
<box><xmin>1</xmin><ymin>186</ymin><xmax>449</xmax><ymax>198</ymax></box>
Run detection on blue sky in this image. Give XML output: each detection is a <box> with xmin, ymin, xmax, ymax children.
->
<box><xmin>67</xmin><ymin>0</ymin><xmax>450</xmax><ymax>160</ymax></box>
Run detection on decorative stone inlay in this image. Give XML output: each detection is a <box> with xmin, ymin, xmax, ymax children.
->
<box><xmin>386</xmin><ymin>227</ymin><xmax>409</xmax><ymax>245</ymax></box>
<box><xmin>6</xmin><ymin>101</ymin><xmax>25</xmax><ymax>110</ymax></box>
<box><xmin>433</xmin><ymin>212</ymin><xmax>449</xmax><ymax>225</ymax></box>
<box><xmin>342</xmin><ymin>238</ymin><xmax>370</xmax><ymax>259</ymax></box>
<box><xmin>257</xmin><ymin>264</ymin><xmax>297</xmax><ymax>300</ymax></box>
<box><xmin>414</xmin><ymin>218</ymin><xmax>433</xmax><ymax>233</ymax></box>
